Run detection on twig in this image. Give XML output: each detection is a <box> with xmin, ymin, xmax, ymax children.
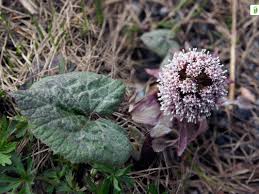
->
<box><xmin>19</xmin><ymin>0</ymin><xmax>38</xmax><ymax>15</ymax></box>
<box><xmin>229</xmin><ymin>0</ymin><xmax>237</xmax><ymax>101</ymax></box>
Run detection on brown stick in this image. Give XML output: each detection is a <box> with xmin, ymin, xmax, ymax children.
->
<box><xmin>229</xmin><ymin>0</ymin><xmax>237</xmax><ymax>101</ymax></box>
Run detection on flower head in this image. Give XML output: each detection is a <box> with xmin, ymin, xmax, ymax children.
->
<box><xmin>158</xmin><ymin>48</ymin><xmax>228</xmax><ymax>123</ymax></box>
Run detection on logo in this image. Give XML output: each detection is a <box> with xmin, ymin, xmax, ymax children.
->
<box><xmin>250</xmin><ymin>5</ymin><xmax>259</xmax><ymax>15</ymax></box>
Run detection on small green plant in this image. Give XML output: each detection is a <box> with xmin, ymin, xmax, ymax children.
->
<box><xmin>0</xmin><ymin>117</ymin><xmax>17</xmax><ymax>166</ymax></box>
<box><xmin>38</xmin><ymin>166</ymin><xmax>69</xmax><ymax>193</ymax></box>
<box><xmin>0</xmin><ymin>155</ymin><xmax>35</xmax><ymax>194</ymax></box>
<box><xmin>87</xmin><ymin>164</ymin><xmax>133</xmax><ymax>194</ymax></box>
<box><xmin>55</xmin><ymin>170</ymin><xmax>85</xmax><ymax>193</ymax></box>
<box><xmin>39</xmin><ymin>165</ymin><xmax>85</xmax><ymax>193</ymax></box>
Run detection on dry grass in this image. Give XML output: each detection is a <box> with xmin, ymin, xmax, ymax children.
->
<box><xmin>1</xmin><ymin>0</ymin><xmax>259</xmax><ymax>193</ymax></box>
<box><xmin>0</xmin><ymin>0</ymin><xmax>135</xmax><ymax>92</ymax></box>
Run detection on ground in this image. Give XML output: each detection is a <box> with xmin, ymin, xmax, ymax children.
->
<box><xmin>0</xmin><ymin>0</ymin><xmax>259</xmax><ymax>193</ymax></box>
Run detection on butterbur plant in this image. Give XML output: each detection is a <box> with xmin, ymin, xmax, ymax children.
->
<box><xmin>130</xmin><ymin>48</ymin><xmax>228</xmax><ymax>156</ymax></box>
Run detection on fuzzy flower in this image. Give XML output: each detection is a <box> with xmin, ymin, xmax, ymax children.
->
<box><xmin>158</xmin><ymin>48</ymin><xmax>228</xmax><ymax>123</ymax></box>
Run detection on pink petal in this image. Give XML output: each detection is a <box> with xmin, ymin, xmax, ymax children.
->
<box><xmin>177</xmin><ymin>118</ymin><xmax>208</xmax><ymax>156</ymax></box>
<box><xmin>145</xmin><ymin>68</ymin><xmax>160</xmax><ymax>78</ymax></box>
<box><xmin>177</xmin><ymin>122</ymin><xmax>188</xmax><ymax>156</ymax></box>
<box><xmin>130</xmin><ymin>93</ymin><xmax>161</xmax><ymax>126</ymax></box>
<box><xmin>189</xmin><ymin>118</ymin><xmax>208</xmax><ymax>142</ymax></box>
<box><xmin>150</xmin><ymin>114</ymin><xmax>173</xmax><ymax>138</ymax></box>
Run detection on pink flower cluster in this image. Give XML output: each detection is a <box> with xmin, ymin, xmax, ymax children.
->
<box><xmin>158</xmin><ymin>48</ymin><xmax>228</xmax><ymax>123</ymax></box>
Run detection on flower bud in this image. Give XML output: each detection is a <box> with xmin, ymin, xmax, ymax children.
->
<box><xmin>158</xmin><ymin>49</ymin><xmax>228</xmax><ymax>123</ymax></box>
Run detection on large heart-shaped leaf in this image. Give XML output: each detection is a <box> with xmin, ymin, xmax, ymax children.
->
<box><xmin>12</xmin><ymin>72</ymin><xmax>132</xmax><ymax>165</ymax></box>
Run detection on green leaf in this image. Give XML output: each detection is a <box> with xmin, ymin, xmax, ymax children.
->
<box><xmin>20</xmin><ymin>183</ymin><xmax>33</xmax><ymax>194</ymax></box>
<box><xmin>93</xmin><ymin>163</ymin><xmax>115</xmax><ymax>174</ymax></box>
<box><xmin>0</xmin><ymin>182</ymin><xmax>20</xmax><ymax>193</ymax></box>
<box><xmin>140</xmin><ymin>29</ymin><xmax>179</xmax><ymax>57</ymax></box>
<box><xmin>120</xmin><ymin>176</ymin><xmax>134</xmax><ymax>188</ymax></box>
<box><xmin>0</xmin><ymin>175</ymin><xmax>19</xmax><ymax>183</ymax></box>
<box><xmin>97</xmin><ymin>179</ymin><xmax>111</xmax><ymax>194</ymax></box>
<box><xmin>115</xmin><ymin>165</ymin><xmax>131</xmax><ymax>177</ymax></box>
<box><xmin>0</xmin><ymin>116</ymin><xmax>13</xmax><ymax>142</ymax></box>
<box><xmin>0</xmin><ymin>153</ymin><xmax>12</xmax><ymax>166</ymax></box>
<box><xmin>0</xmin><ymin>142</ymin><xmax>16</xmax><ymax>154</ymax></box>
<box><xmin>113</xmin><ymin>178</ymin><xmax>121</xmax><ymax>192</ymax></box>
<box><xmin>0</xmin><ymin>116</ymin><xmax>8</xmax><ymax>132</ymax></box>
<box><xmin>12</xmin><ymin>72</ymin><xmax>132</xmax><ymax>165</ymax></box>
<box><xmin>85</xmin><ymin>176</ymin><xmax>97</xmax><ymax>192</ymax></box>
<box><xmin>11</xmin><ymin>115</ymin><xmax>29</xmax><ymax>138</ymax></box>
<box><xmin>0</xmin><ymin>155</ymin><xmax>35</xmax><ymax>193</ymax></box>
<box><xmin>11</xmin><ymin>155</ymin><xmax>26</xmax><ymax>175</ymax></box>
